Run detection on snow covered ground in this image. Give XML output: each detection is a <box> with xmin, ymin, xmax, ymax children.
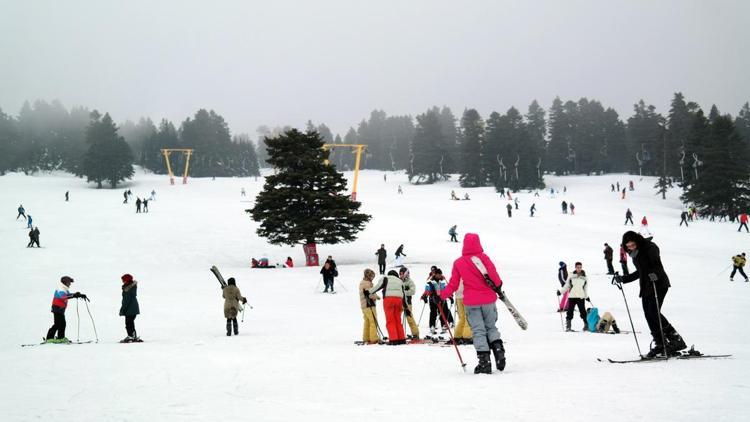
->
<box><xmin>1</xmin><ymin>168</ymin><xmax>748</xmax><ymax>421</ymax></box>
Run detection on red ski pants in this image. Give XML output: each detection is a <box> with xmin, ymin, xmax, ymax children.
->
<box><xmin>383</xmin><ymin>297</ymin><xmax>405</xmax><ymax>341</ymax></box>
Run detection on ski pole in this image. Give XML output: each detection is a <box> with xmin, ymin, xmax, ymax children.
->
<box><xmin>417</xmin><ymin>302</ymin><xmax>426</xmax><ymax>326</ymax></box>
<box><xmin>652</xmin><ymin>281</ymin><xmax>669</xmax><ymax>359</ymax></box>
<box><xmin>612</xmin><ymin>274</ymin><xmax>641</xmax><ymax>357</ymax></box>
<box><xmin>313</xmin><ymin>276</ymin><xmax>323</xmax><ymax>293</ymax></box>
<box><xmin>84</xmin><ymin>299</ymin><xmax>99</xmax><ymax>343</ymax></box>
<box><xmin>76</xmin><ymin>298</ymin><xmax>81</xmax><ymax>343</ymax></box>
<box><xmin>716</xmin><ymin>264</ymin><xmax>732</xmax><ymax>277</ymax></box>
<box><xmin>437</xmin><ymin>298</ymin><xmax>467</xmax><ymax>372</ymax></box>
<box><xmin>337</xmin><ymin>279</ymin><xmax>348</xmax><ymax>292</ymax></box>
<box><xmin>370</xmin><ymin>307</ymin><xmax>386</xmax><ymax>342</ymax></box>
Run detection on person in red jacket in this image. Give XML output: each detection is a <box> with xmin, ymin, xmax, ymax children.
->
<box><xmin>439</xmin><ymin>233</ymin><xmax>505</xmax><ymax>374</ymax></box>
<box><xmin>285</xmin><ymin>257</ymin><xmax>294</xmax><ymax>268</ymax></box>
<box><xmin>738</xmin><ymin>213</ymin><xmax>748</xmax><ymax>232</ymax></box>
<box><xmin>640</xmin><ymin>216</ymin><xmax>652</xmax><ymax>235</ymax></box>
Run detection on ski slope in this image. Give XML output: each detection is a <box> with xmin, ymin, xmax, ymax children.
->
<box><xmin>1</xmin><ymin>169</ymin><xmax>747</xmax><ymax>421</ymax></box>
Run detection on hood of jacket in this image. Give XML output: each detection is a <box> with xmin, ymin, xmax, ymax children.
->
<box><xmin>462</xmin><ymin>233</ymin><xmax>484</xmax><ymax>256</ymax></box>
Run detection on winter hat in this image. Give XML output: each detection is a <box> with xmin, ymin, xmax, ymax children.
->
<box><xmin>227</xmin><ymin>277</ymin><xmax>236</xmax><ymax>286</ymax></box>
<box><xmin>387</xmin><ymin>270</ymin><xmax>399</xmax><ymax>277</ymax></box>
<box><xmin>60</xmin><ymin>276</ymin><xmax>74</xmax><ymax>284</ymax></box>
<box><xmin>559</xmin><ymin>261</ymin><xmax>566</xmax><ymax>267</ymax></box>
<box><xmin>121</xmin><ymin>274</ymin><xmax>134</xmax><ymax>283</ymax></box>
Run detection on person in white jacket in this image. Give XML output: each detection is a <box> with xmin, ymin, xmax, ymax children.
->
<box><xmin>557</xmin><ymin>262</ymin><xmax>591</xmax><ymax>332</ymax></box>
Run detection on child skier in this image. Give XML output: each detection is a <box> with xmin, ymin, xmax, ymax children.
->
<box><xmin>119</xmin><ymin>274</ymin><xmax>142</xmax><ymax>342</ymax></box>
<box><xmin>421</xmin><ymin>269</ymin><xmax>453</xmax><ymax>336</ymax></box>
<box><xmin>222</xmin><ymin>277</ymin><xmax>247</xmax><ymax>336</ymax></box>
<box><xmin>359</xmin><ymin>269</ymin><xmax>381</xmax><ymax>344</ymax></box>
<box><xmin>640</xmin><ymin>216</ymin><xmax>652</xmax><ymax>235</ymax></box>
<box><xmin>557</xmin><ymin>261</ymin><xmax>591</xmax><ymax>332</ymax></box>
<box><xmin>46</xmin><ymin>276</ymin><xmax>88</xmax><ymax>343</ymax></box>
<box><xmin>438</xmin><ymin>233</ymin><xmax>505</xmax><ymax>374</ymax></box>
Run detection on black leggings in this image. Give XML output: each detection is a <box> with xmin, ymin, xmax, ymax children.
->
<box><xmin>47</xmin><ymin>312</ymin><xmax>66</xmax><ymax>339</ymax></box>
<box><xmin>641</xmin><ymin>284</ymin><xmax>674</xmax><ymax>344</ymax></box>
<box><xmin>125</xmin><ymin>315</ymin><xmax>137</xmax><ymax>337</ymax></box>
<box><xmin>731</xmin><ymin>266</ymin><xmax>747</xmax><ymax>279</ymax></box>
<box><xmin>378</xmin><ymin>263</ymin><xmax>386</xmax><ymax>274</ymax></box>
<box><xmin>566</xmin><ymin>298</ymin><xmax>586</xmax><ymax>322</ymax></box>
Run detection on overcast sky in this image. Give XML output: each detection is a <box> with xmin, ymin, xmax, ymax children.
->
<box><xmin>1</xmin><ymin>0</ymin><xmax>748</xmax><ymax>137</ymax></box>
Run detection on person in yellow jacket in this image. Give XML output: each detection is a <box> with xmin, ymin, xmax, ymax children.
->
<box><xmin>730</xmin><ymin>253</ymin><xmax>748</xmax><ymax>282</ymax></box>
<box><xmin>454</xmin><ymin>278</ymin><xmax>473</xmax><ymax>344</ymax></box>
<box><xmin>359</xmin><ymin>269</ymin><xmax>382</xmax><ymax>344</ymax></box>
<box><xmin>399</xmin><ymin>267</ymin><xmax>421</xmax><ymax>341</ymax></box>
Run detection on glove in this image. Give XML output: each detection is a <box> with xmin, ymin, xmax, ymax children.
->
<box><xmin>648</xmin><ymin>273</ymin><xmax>658</xmax><ymax>282</ymax></box>
<box><xmin>242</xmin><ymin>297</ymin><xmax>247</xmax><ymax>304</ymax></box>
<box><xmin>613</xmin><ymin>275</ymin><xmax>623</xmax><ymax>284</ymax></box>
<box><xmin>404</xmin><ymin>308</ymin><xmax>412</xmax><ymax>317</ymax></box>
<box><xmin>586</xmin><ymin>298</ymin><xmax>591</xmax><ymax>303</ymax></box>
<box><xmin>79</xmin><ymin>293</ymin><xmax>89</xmax><ymax>301</ymax></box>
<box><xmin>421</xmin><ymin>295</ymin><xmax>427</xmax><ymax>303</ymax></box>
<box><xmin>556</xmin><ymin>290</ymin><xmax>561</xmax><ymax>296</ymax></box>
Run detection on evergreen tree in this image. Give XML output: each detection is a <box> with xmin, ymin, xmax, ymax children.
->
<box><xmin>458</xmin><ymin>108</ymin><xmax>485</xmax><ymax>187</ymax></box>
<box><xmin>247</xmin><ymin>129</ymin><xmax>371</xmax><ymax>246</ymax></box>
<box><xmin>665</xmin><ymin>93</ymin><xmax>696</xmax><ymax>179</ymax></box>
<box><xmin>525</xmin><ymin>100</ymin><xmax>546</xmax><ymax>180</ymax></box>
<box><xmin>142</xmin><ymin>119</ymin><xmax>179</xmax><ymax>174</ymax></box>
<box><xmin>120</xmin><ymin>117</ymin><xmax>156</xmax><ymax>165</ymax></box>
<box><xmin>81</xmin><ymin>112</ymin><xmax>134</xmax><ymax>188</ymax></box>
<box><xmin>681</xmin><ymin>114</ymin><xmax>750</xmax><ymax>214</ymax></box>
<box><xmin>232</xmin><ymin>134</ymin><xmax>261</xmax><ymax>177</ymax></box>
<box><xmin>737</xmin><ymin>102</ymin><xmax>750</xmax><ymax>145</ymax></box>
<box><xmin>179</xmin><ymin>109</ymin><xmax>233</xmax><ymax>177</ymax></box>
<box><xmin>546</xmin><ymin>97</ymin><xmax>574</xmax><ymax>175</ymax></box>
<box><xmin>0</xmin><ymin>108</ymin><xmax>18</xmax><ymax>174</ymax></box>
<box><xmin>626</xmin><ymin>100</ymin><xmax>664</xmax><ymax>175</ymax></box>
<box><xmin>408</xmin><ymin>109</ymin><xmax>448</xmax><ymax>184</ymax></box>
<box><xmin>341</xmin><ymin>128</ymin><xmax>358</xmax><ymax>170</ymax></box>
<box><xmin>482</xmin><ymin>111</ymin><xmax>504</xmax><ymax>189</ymax></box>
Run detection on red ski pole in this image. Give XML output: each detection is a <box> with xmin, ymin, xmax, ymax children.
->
<box><xmin>437</xmin><ymin>299</ymin><xmax>467</xmax><ymax>372</ymax></box>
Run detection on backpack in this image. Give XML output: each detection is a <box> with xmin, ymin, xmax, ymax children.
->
<box><xmin>586</xmin><ymin>307</ymin><xmax>600</xmax><ymax>332</ymax></box>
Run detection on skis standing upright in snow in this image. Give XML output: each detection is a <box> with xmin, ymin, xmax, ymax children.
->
<box><xmin>470</xmin><ymin>256</ymin><xmax>528</xmax><ymax>330</ymax></box>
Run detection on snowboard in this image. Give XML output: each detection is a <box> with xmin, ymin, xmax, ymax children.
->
<box><xmin>470</xmin><ymin>256</ymin><xmax>528</xmax><ymax>330</ymax></box>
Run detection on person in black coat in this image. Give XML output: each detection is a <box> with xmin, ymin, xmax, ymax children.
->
<box><xmin>375</xmin><ymin>244</ymin><xmax>387</xmax><ymax>274</ymax></box>
<box><xmin>616</xmin><ymin>231</ymin><xmax>686</xmax><ymax>357</ymax></box>
<box><xmin>603</xmin><ymin>243</ymin><xmax>615</xmax><ymax>275</ymax></box>
<box><xmin>320</xmin><ymin>260</ymin><xmax>338</xmax><ymax>293</ymax></box>
<box><xmin>119</xmin><ymin>273</ymin><xmax>141</xmax><ymax>342</ymax></box>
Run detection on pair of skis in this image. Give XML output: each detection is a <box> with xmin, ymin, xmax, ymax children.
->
<box><xmin>600</xmin><ymin>346</ymin><xmax>731</xmax><ymax>363</ymax></box>
<box><xmin>470</xmin><ymin>256</ymin><xmax>528</xmax><ymax>330</ymax></box>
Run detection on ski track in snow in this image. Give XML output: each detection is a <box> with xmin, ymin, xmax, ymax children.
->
<box><xmin>1</xmin><ymin>169</ymin><xmax>748</xmax><ymax>421</ymax></box>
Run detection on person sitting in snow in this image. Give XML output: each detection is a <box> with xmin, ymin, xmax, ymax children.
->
<box><xmin>285</xmin><ymin>257</ymin><xmax>294</xmax><ymax>268</ymax></box>
<box><xmin>591</xmin><ymin>309</ymin><xmax>620</xmax><ymax>334</ymax></box>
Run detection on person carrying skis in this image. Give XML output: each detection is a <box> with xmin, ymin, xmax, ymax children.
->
<box><xmin>624</xmin><ymin>208</ymin><xmax>634</xmax><ymax>225</ymax></box>
<box><xmin>619</xmin><ymin>245</ymin><xmax>629</xmax><ymax>275</ymax></box>
<box><xmin>558</xmin><ymin>262</ymin><xmax>591</xmax><ymax>332</ymax></box>
<box><xmin>359</xmin><ymin>269</ymin><xmax>381</xmax><ymax>344</ymax></box>
<box><xmin>615</xmin><ymin>231</ymin><xmax>687</xmax><ymax>358</ymax></box>
<box><xmin>640</xmin><ymin>216</ymin><xmax>652</xmax><ymax>235</ymax></box>
<box><xmin>561</xmin><ymin>201</ymin><xmax>568</xmax><ymax>214</ymax></box>
<box><xmin>222</xmin><ymin>277</ymin><xmax>247</xmax><ymax>336</ymax></box>
<box><xmin>680</xmin><ymin>211</ymin><xmax>689</xmax><ymax>227</ymax></box>
<box><xmin>557</xmin><ymin>261</ymin><xmax>569</xmax><ymax>312</ymax></box>
<box><xmin>437</xmin><ymin>233</ymin><xmax>506</xmax><ymax>374</ymax></box>
<box><xmin>367</xmin><ymin>270</ymin><xmax>407</xmax><ymax>345</ymax></box>
<box><xmin>320</xmin><ymin>261</ymin><xmax>338</xmax><ymax>293</ymax></box>
<box><xmin>394</xmin><ymin>244</ymin><xmax>406</xmax><ymax>267</ymax></box>
<box><xmin>17</xmin><ymin>204</ymin><xmax>26</xmax><ymax>220</ymax></box>
<box><xmin>506</xmin><ymin>203</ymin><xmax>512</xmax><ymax>218</ymax></box>
<box><xmin>738</xmin><ymin>212</ymin><xmax>748</xmax><ymax>232</ymax></box>
<box><xmin>399</xmin><ymin>267</ymin><xmax>420</xmax><ymax>340</ymax></box>
<box><xmin>46</xmin><ymin>276</ymin><xmax>88</xmax><ymax>343</ymax></box>
<box><xmin>119</xmin><ymin>274</ymin><xmax>142</xmax><ymax>342</ymax></box>
<box><xmin>730</xmin><ymin>253</ymin><xmax>748</xmax><ymax>282</ymax></box>
<box><xmin>603</xmin><ymin>243</ymin><xmax>615</xmax><ymax>275</ymax></box>
<box><xmin>375</xmin><ymin>244</ymin><xmax>387</xmax><ymax>274</ymax></box>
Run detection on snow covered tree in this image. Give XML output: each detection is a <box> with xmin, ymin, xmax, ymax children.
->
<box><xmin>81</xmin><ymin>111</ymin><xmax>134</xmax><ymax>188</ymax></box>
<box><xmin>247</xmin><ymin>129</ymin><xmax>371</xmax><ymax>247</ymax></box>
<box><xmin>458</xmin><ymin>108</ymin><xmax>485</xmax><ymax>187</ymax></box>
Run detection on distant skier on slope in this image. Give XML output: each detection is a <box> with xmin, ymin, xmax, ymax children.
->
<box><xmin>27</xmin><ymin>227</ymin><xmax>40</xmax><ymax>248</ymax></box>
<box><xmin>561</xmin><ymin>201</ymin><xmax>568</xmax><ymax>214</ymax></box>
<box><xmin>45</xmin><ymin>276</ymin><xmax>88</xmax><ymax>343</ymax></box>
<box><xmin>375</xmin><ymin>244</ymin><xmax>387</xmax><ymax>274</ymax></box>
<box><xmin>680</xmin><ymin>211</ymin><xmax>689</xmax><ymax>227</ymax></box>
<box><xmin>730</xmin><ymin>253</ymin><xmax>748</xmax><ymax>282</ymax></box>
<box><xmin>506</xmin><ymin>203</ymin><xmax>512</xmax><ymax>217</ymax></box>
<box><xmin>624</xmin><ymin>208</ymin><xmax>634</xmax><ymax>225</ymax></box>
<box><xmin>604</xmin><ymin>243</ymin><xmax>615</xmax><ymax>275</ymax></box>
<box><xmin>640</xmin><ymin>216</ymin><xmax>652</xmax><ymax>236</ymax></box>
<box><xmin>738</xmin><ymin>212</ymin><xmax>748</xmax><ymax>232</ymax></box>
<box><xmin>222</xmin><ymin>277</ymin><xmax>247</xmax><ymax>337</ymax></box>
<box><xmin>449</xmin><ymin>225</ymin><xmax>458</xmax><ymax>243</ymax></box>
<box><xmin>394</xmin><ymin>244</ymin><xmax>406</xmax><ymax>267</ymax></box>
<box><xmin>530</xmin><ymin>203</ymin><xmax>536</xmax><ymax>217</ymax></box>
<box><xmin>17</xmin><ymin>204</ymin><xmax>26</xmax><ymax>220</ymax></box>
<box><xmin>320</xmin><ymin>260</ymin><xmax>338</xmax><ymax>293</ymax></box>
<box><xmin>438</xmin><ymin>233</ymin><xmax>505</xmax><ymax>374</ymax></box>
<box><xmin>119</xmin><ymin>274</ymin><xmax>142</xmax><ymax>343</ymax></box>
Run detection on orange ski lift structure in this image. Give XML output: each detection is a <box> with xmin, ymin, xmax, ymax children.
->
<box><xmin>322</xmin><ymin>144</ymin><xmax>367</xmax><ymax>200</ymax></box>
<box><xmin>160</xmin><ymin>148</ymin><xmax>194</xmax><ymax>185</ymax></box>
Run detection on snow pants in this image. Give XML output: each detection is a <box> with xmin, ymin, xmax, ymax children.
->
<box><xmin>450</xmin><ymin>234</ymin><xmax>458</xmax><ymax>242</ymax></box>
<box><xmin>16</xmin><ymin>212</ymin><xmax>26</xmax><ymax>220</ymax></box>
<box><xmin>383</xmin><ymin>297</ymin><xmax>405</xmax><ymax>341</ymax></box>
<box><xmin>125</xmin><ymin>315</ymin><xmax>137</xmax><ymax>337</ymax></box>
<box><xmin>620</xmin><ymin>261</ymin><xmax>629</xmax><ymax>276</ymax></box>
<box><xmin>378</xmin><ymin>263</ymin><xmax>386</xmax><ymax>274</ymax></box>
<box><xmin>454</xmin><ymin>298</ymin><xmax>473</xmax><ymax>339</ymax></box>
<box><xmin>625</xmin><ymin>216</ymin><xmax>634</xmax><ymax>225</ymax></box>
<box><xmin>730</xmin><ymin>266</ymin><xmax>748</xmax><ymax>280</ymax></box>
<box><xmin>46</xmin><ymin>312</ymin><xmax>66</xmax><ymax>340</ymax></box>
<box><xmin>323</xmin><ymin>276</ymin><xmax>335</xmax><ymax>292</ymax></box>
<box><xmin>466</xmin><ymin>303</ymin><xmax>501</xmax><ymax>352</ymax></box>
<box><xmin>404</xmin><ymin>301</ymin><xmax>419</xmax><ymax>338</ymax></box>
<box><xmin>606</xmin><ymin>259</ymin><xmax>615</xmax><ymax>274</ymax></box>
<box><xmin>362</xmin><ymin>307</ymin><xmax>379</xmax><ymax>342</ymax></box>
<box><xmin>566</xmin><ymin>298</ymin><xmax>587</xmax><ymax>325</ymax></box>
<box><xmin>642</xmin><ymin>284</ymin><xmax>675</xmax><ymax>345</ymax></box>
<box><xmin>739</xmin><ymin>222</ymin><xmax>749</xmax><ymax>232</ymax></box>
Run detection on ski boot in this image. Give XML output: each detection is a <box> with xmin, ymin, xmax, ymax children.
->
<box><xmin>490</xmin><ymin>339</ymin><xmax>506</xmax><ymax>371</ymax></box>
<box><xmin>665</xmin><ymin>329</ymin><xmax>687</xmax><ymax>353</ymax></box>
<box><xmin>120</xmin><ymin>336</ymin><xmax>135</xmax><ymax>343</ymax></box>
<box><xmin>565</xmin><ymin>318</ymin><xmax>572</xmax><ymax>332</ymax></box>
<box><xmin>232</xmin><ymin>319</ymin><xmax>239</xmax><ymax>335</ymax></box>
<box><xmin>474</xmin><ymin>351</ymin><xmax>492</xmax><ymax>374</ymax></box>
<box><xmin>612</xmin><ymin>322</ymin><xmax>621</xmax><ymax>334</ymax></box>
<box><xmin>645</xmin><ymin>342</ymin><xmax>666</xmax><ymax>358</ymax></box>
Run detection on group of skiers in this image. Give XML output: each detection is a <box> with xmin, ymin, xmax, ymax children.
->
<box><xmin>17</xmin><ymin>204</ymin><xmax>41</xmax><ymax>247</ymax></box>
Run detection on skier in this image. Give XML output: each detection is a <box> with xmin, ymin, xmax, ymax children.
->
<box><xmin>150</xmin><ymin>190</ymin><xmax>156</xmax><ymax>201</ymax></box>
<box><xmin>561</xmin><ymin>201</ymin><xmax>568</xmax><ymax>214</ymax></box>
<box><xmin>514</xmin><ymin>198</ymin><xmax>519</xmax><ymax>210</ymax></box>
<box><xmin>530</xmin><ymin>203</ymin><xmax>536</xmax><ymax>217</ymax></box>
<box><xmin>399</xmin><ymin>267</ymin><xmax>420</xmax><ymax>340</ymax></box>
<box><xmin>123</xmin><ymin>191</ymin><xmax>128</xmax><ymax>204</ymax></box>
<box><xmin>383</xmin><ymin>173</ymin><xmax>387</xmax><ymax>182</ymax></box>
<box><xmin>142</xmin><ymin>198</ymin><xmax>149</xmax><ymax>213</ymax></box>
<box><xmin>557</xmin><ymin>262</ymin><xmax>569</xmax><ymax>312</ymax></box>
<box><xmin>680</xmin><ymin>211</ymin><xmax>689</xmax><ymax>227</ymax></box>
<box><xmin>17</xmin><ymin>204</ymin><xmax>26</xmax><ymax>220</ymax></box>
<box><xmin>135</xmin><ymin>197</ymin><xmax>142</xmax><ymax>213</ymax></box>
<box><xmin>557</xmin><ymin>261</ymin><xmax>591</xmax><ymax>332</ymax></box>
<box><xmin>285</xmin><ymin>257</ymin><xmax>294</xmax><ymax>268</ymax></box>
<box><xmin>570</xmin><ymin>203</ymin><xmax>575</xmax><ymax>215</ymax></box>
<box><xmin>738</xmin><ymin>213</ymin><xmax>748</xmax><ymax>232</ymax></box>
<box><xmin>590</xmin><ymin>309</ymin><xmax>621</xmax><ymax>333</ymax></box>
<box><xmin>65</xmin><ymin>191</ymin><xmax>69</xmax><ymax>202</ymax></box>
<box><xmin>375</xmin><ymin>244</ymin><xmax>387</xmax><ymax>274</ymax></box>
<box><xmin>359</xmin><ymin>269</ymin><xmax>381</xmax><ymax>344</ymax></box>
<box><xmin>603</xmin><ymin>243</ymin><xmax>615</xmax><ymax>275</ymax></box>
<box><xmin>619</xmin><ymin>245</ymin><xmax>629</xmax><ymax>275</ymax></box>
<box><xmin>241</xmin><ymin>187</ymin><xmax>246</xmax><ymax>197</ymax></box>
<box><xmin>506</xmin><ymin>203</ymin><xmax>512</xmax><ymax>218</ymax></box>
<box><xmin>367</xmin><ymin>270</ymin><xmax>407</xmax><ymax>345</ymax></box>
<box><xmin>451</xmin><ymin>190</ymin><xmax>459</xmax><ymax>201</ymax></box>
<box><xmin>449</xmin><ymin>225</ymin><xmax>458</xmax><ymax>243</ymax></box>
<box><xmin>611</xmin><ymin>184</ymin><xmax>615</xmax><ymax>192</ymax></box>
<box><xmin>26</xmin><ymin>214</ymin><xmax>33</xmax><ymax>229</ymax></box>
<box><xmin>506</xmin><ymin>190</ymin><xmax>512</xmax><ymax>200</ymax></box>
<box><xmin>730</xmin><ymin>253</ymin><xmax>748</xmax><ymax>282</ymax></box>
<box><xmin>624</xmin><ymin>208</ymin><xmax>634</xmax><ymax>225</ymax></box>
<box><xmin>27</xmin><ymin>227</ymin><xmax>40</xmax><ymax>248</ymax></box>
<box><xmin>397</xmin><ymin>185</ymin><xmax>403</xmax><ymax>194</ymax></box>
<box><xmin>119</xmin><ymin>274</ymin><xmax>142</xmax><ymax>342</ymax></box>
<box><xmin>222</xmin><ymin>277</ymin><xmax>247</xmax><ymax>336</ymax></box>
<box><xmin>629</xmin><ymin>180</ymin><xmax>634</xmax><ymax>191</ymax></box>
<box><xmin>616</xmin><ymin>231</ymin><xmax>687</xmax><ymax>357</ymax></box>
<box><xmin>616</xmin><ymin>181</ymin><xmax>620</xmax><ymax>191</ymax></box>
<box><xmin>437</xmin><ymin>233</ymin><xmax>506</xmax><ymax>374</ymax></box>
<box><xmin>621</xmin><ymin>187</ymin><xmax>626</xmax><ymax>199</ymax></box>
<box><xmin>320</xmin><ymin>259</ymin><xmax>338</xmax><ymax>293</ymax></box>
<box><xmin>463</xmin><ymin>193</ymin><xmax>471</xmax><ymax>200</ymax></box>
<box><xmin>640</xmin><ymin>216</ymin><xmax>652</xmax><ymax>236</ymax></box>
<box><xmin>46</xmin><ymin>276</ymin><xmax>88</xmax><ymax>343</ymax></box>
<box><xmin>421</xmin><ymin>268</ymin><xmax>453</xmax><ymax>336</ymax></box>
<box><xmin>394</xmin><ymin>244</ymin><xmax>406</xmax><ymax>267</ymax></box>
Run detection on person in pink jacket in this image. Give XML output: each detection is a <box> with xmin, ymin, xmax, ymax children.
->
<box><xmin>439</xmin><ymin>233</ymin><xmax>505</xmax><ymax>374</ymax></box>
